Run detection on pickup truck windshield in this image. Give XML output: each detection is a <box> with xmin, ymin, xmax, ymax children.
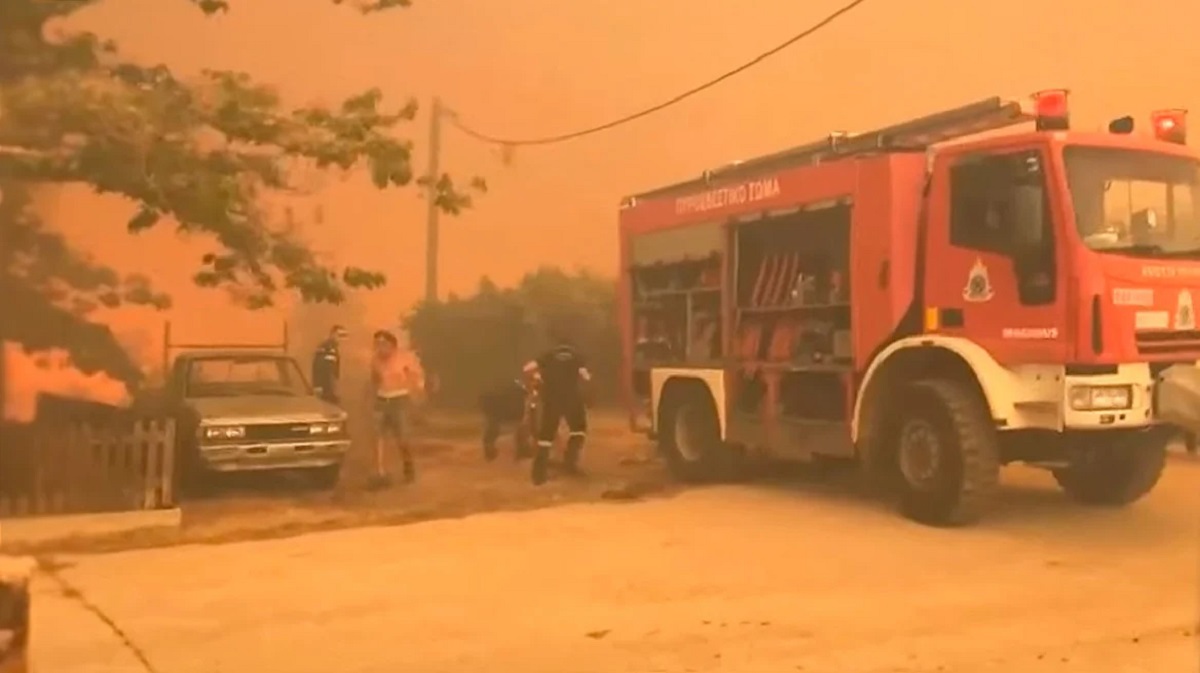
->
<box><xmin>1065</xmin><ymin>146</ymin><xmax>1200</xmax><ymax>259</ymax></box>
<box><xmin>185</xmin><ymin>356</ymin><xmax>310</xmax><ymax>398</ymax></box>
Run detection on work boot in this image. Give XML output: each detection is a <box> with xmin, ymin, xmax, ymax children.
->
<box><xmin>483</xmin><ymin>441</ymin><xmax>499</xmax><ymax>462</ymax></box>
<box><xmin>403</xmin><ymin>459</ymin><xmax>416</xmax><ymax>483</ymax></box>
<box><xmin>531</xmin><ymin>446</ymin><xmax>550</xmax><ymax>486</ymax></box>
<box><xmin>563</xmin><ymin>437</ymin><xmax>585</xmax><ymax>478</ymax></box>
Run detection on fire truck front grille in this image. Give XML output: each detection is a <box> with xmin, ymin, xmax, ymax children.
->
<box><xmin>1135</xmin><ymin>330</ymin><xmax>1200</xmax><ymax>356</ymax></box>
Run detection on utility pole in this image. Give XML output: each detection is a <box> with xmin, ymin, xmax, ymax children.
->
<box><xmin>424</xmin><ymin>97</ymin><xmax>444</xmax><ymax>303</ymax></box>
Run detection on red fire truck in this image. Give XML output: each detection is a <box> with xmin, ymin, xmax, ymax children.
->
<box><xmin>618</xmin><ymin>90</ymin><xmax>1200</xmax><ymax>526</ymax></box>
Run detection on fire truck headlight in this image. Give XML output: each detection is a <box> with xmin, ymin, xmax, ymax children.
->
<box><xmin>1068</xmin><ymin>385</ymin><xmax>1132</xmax><ymax>411</ymax></box>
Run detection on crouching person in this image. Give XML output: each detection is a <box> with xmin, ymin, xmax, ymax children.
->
<box><xmin>479</xmin><ymin>376</ymin><xmax>536</xmax><ymax>461</ymax></box>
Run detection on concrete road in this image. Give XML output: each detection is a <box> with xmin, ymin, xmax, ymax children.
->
<box><xmin>36</xmin><ymin>459</ymin><xmax>1200</xmax><ymax>673</ymax></box>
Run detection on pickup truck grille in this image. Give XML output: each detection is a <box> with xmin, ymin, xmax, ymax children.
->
<box><xmin>1136</xmin><ymin>330</ymin><xmax>1200</xmax><ymax>356</ymax></box>
<box><xmin>244</xmin><ymin>422</ymin><xmax>335</xmax><ymax>441</ymax></box>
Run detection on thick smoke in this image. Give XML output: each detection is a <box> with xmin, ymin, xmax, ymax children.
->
<box><xmin>1</xmin><ymin>341</ymin><xmax>132</xmax><ymax>424</ymax></box>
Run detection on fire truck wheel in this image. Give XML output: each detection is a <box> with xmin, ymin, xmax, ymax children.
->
<box><xmin>659</xmin><ymin>386</ymin><xmax>736</xmax><ymax>483</ymax></box>
<box><xmin>892</xmin><ymin>379</ymin><xmax>1000</xmax><ymax>527</ymax></box>
<box><xmin>1051</xmin><ymin>433</ymin><xmax>1167</xmax><ymax>506</ymax></box>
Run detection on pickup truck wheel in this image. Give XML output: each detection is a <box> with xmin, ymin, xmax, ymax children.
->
<box><xmin>892</xmin><ymin>379</ymin><xmax>1000</xmax><ymax>527</ymax></box>
<box><xmin>659</xmin><ymin>386</ymin><xmax>738</xmax><ymax>483</ymax></box>
<box><xmin>305</xmin><ymin>464</ymin><xmax>342</xmax><ymax>490</ymax></box>
<box><xmin>1052</xmin><ymin>432</ymin><xmax>1167</xmax><ymax>506</ymax></box>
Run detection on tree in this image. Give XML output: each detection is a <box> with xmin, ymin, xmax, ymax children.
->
<box><xmin>405</xmin><ymin>268</ymin><xmax>620</xmax><ymax>408</ymax></box>
<box><xmin>0</xmin><ymin>0</ymin><xmax>484</xmax><ymax>313</ymax></box>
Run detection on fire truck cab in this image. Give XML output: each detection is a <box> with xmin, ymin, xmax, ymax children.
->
<box><xmin>618</xmin><ymin>91</ymin><xmax>1200</xmax><ymax>526</ymax></box>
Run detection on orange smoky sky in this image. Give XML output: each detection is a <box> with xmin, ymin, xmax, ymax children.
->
<box><xmin>31</xmin><ymin>0</ymin><xmax>1200</xmax><ymax>361</ymax></box>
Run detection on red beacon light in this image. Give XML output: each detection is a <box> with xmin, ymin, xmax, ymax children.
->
<box><xmin>1032</xmin><ymin>89</ymin><xmax>1070</xmax><ymax>131</ymax></box>
<box><xmin>1151</xmin><ymin>109</ymin><xmax>1187</xmax><ymax>144</ymax></box>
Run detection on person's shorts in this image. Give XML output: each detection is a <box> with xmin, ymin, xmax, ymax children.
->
<box><xmin>374</xmin><ymin>395</ymin><xmax>409</xmax><ymax>438</ymax></box>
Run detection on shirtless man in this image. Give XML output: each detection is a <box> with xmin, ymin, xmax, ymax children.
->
<box><xmin>368</xmin><ymin>330</ymin><xmax>424</xmax><ymax>487</ymax></box>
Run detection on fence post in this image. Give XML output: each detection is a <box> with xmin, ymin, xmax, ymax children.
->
<box><xmin>159</xmin><ymin>419</ymin><xmax>176</xmax><ymax>508</ymax></box>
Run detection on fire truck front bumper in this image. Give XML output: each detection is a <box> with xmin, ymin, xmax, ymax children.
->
<box><xmin>1060</xmin><ymin>364</ymin><xmax>1155</xmax><ymax>430</ymax></box>
<box><xmin>1059</xmin><ymin>361</ymin><xmax>1200</xmax><ymax>434</ymax></box>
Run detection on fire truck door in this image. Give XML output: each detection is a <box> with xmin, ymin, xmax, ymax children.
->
<box><xmin>923</xmin><ymin>149</ymin><xmax>1067</xmax><ymax>363</ymax></box>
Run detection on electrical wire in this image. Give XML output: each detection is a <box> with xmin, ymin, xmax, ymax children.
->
<box><xmin>447</xmin><ymin>0</ymin><xmax>873</xmax><ymax>147</ymax></box>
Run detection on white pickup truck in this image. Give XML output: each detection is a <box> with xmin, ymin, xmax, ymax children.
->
<box><xmin>165</xmin><ymin>350</ymin><xmax>350</xmax><ymax>489</ymax></box>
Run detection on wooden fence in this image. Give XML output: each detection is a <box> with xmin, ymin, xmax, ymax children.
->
<box><xmin>0</xmin><ymin>418</ymin><xmax>175</xmax><ymax>518</ymax></box>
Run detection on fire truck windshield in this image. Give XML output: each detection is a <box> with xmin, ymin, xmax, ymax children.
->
<box><xmin>1064</xmin><ymin>146</ymin><xmax>1200</xmax><ymax>259</ymax></box>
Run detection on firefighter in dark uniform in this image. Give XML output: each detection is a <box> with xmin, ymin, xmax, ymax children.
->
<box><xmin>311</xmin><ymin>325</ymin><xmax>347</xmax><ymax>405</ymax></box>
<box><xmin>478</xmin><ymin>375</ymin><xmax>536</xmax><ymax>461</ymax></box>
<box><xmin>524</xmin><ymin>335</ymin><xmax>591</xmax><ymax>485</ymax></box>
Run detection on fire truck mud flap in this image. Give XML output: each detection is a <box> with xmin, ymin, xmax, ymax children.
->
<box><xmin>1154</xmin><ymin>363</ymin><xmax>1200</xmax><ymax>435</ymax></box>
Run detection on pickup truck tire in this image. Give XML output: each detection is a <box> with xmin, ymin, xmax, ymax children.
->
<box><xmin>891</xmin><ymin>379</ymin><xmax>1000</xmax><ymax>527</ymax></box>
<box><xmin>1052</xmin><ymin>432</ymin><xmax>1167</xmax><ymax>506</ymax></box>
<box><xmin>305</xmin><ymin>464</ymin><xmax>342</xmax><ymax>490</ymax></box>
<box><xmin>658</xmin><ymin>384</ymin><xmax>740</xmax><ymax>483</ymax></box>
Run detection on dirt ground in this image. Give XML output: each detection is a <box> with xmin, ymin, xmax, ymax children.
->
<box><xmin>6</xmin><ymin>408</ymin><xmax>675</xmax><ymax>555</ymax></box>
<box><xmin>185</xmin><ymin>406</ymin><xmax>674</xmax><ymax>535</ymax></box>
<box><xmin>34</xmin><ymin>451</ymin><xmax>1200</xmax><ymax>673</ymax></box>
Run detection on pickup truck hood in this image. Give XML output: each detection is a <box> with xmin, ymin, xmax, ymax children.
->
<box><xmin>184</xmin><ymin>395</ymin><xmax>344</xmax><ymax>422</ymax></box>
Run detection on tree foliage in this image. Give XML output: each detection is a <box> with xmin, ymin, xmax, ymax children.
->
<box><xmin>405</xmin><ymin>268</ymin><xmax>621</xmax><ymax>408</ymax></box>
<box><xmin>0</xmin><ymin>0</ymin><xmax>484</xmax><ymax>311</ymax></box>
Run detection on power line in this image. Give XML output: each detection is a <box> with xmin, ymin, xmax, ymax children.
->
<box><xmin>447</xmin><ymin>0</ymin><xmax>873</xmax><ymax>147</ymax></box>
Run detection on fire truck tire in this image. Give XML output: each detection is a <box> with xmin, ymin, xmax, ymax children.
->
<box><xmin>892</xmin><ymin>379</ymin><xmax>1000</xmax><ymax>527</ymax></box>
<box><xmin>1051</xmin><ymin>434</ymin><xmax>1167</xmax><ymax>506</ymax></box>
<box><xmin>659</xmin><ymin>385</ymin><xmax>737</xmax><ymax>483</ymax></box>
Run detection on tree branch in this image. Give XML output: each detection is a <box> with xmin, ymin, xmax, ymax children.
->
<box><xmin>0</xmin><ymin>0</ymin><xmax>486</xmax><ymax>309</ymax></box>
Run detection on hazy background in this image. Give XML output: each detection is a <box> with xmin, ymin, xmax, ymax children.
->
<box><xmin>41</xmin><ymin>0</ymin><xmax>1200</xmax><ymax>364</ymax></box>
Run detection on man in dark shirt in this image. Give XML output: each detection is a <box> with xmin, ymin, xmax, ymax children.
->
<box><xmin>478</xmin><ymin>376</ymin><xmax>535</xmax><ymax>461</ymax></box>
<box><xmin>311</xmin><ymin>325</ymin><xmax>347</xmax><ymax>405</ymax></box>
<box><xmin>524</xmin><ymin>335</ymin><xmax>591</xmax><ymax>485</ymax></box>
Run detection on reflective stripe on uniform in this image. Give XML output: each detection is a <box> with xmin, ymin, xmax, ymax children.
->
<box><xmin>568</xmin><ymin>431</ymin><xmax>586</xmax><ymax>438</ymax></box>
<box><xmin>537</xmin><ymin>440</ymin><xmax>553</xmax><ymax>447</ymax></box>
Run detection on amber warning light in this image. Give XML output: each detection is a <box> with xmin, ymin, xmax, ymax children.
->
<box><xmin>1151</xmin><ymin>109</ymin><xmax>1187</xmax><ymax>144</ymax></box>
<box><xmin>1032</xmin><ymin>89</ymin><xmax>1070</xmax><ymax>131</ymax></box>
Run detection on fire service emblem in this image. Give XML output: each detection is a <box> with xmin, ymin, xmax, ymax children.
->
<box><xmin>963</xmin><ymin>258</ymin><xmax>994</xmax><ymax>303</ymax></box>
<box><xmin>1176</xmin><ymin>290</ymin><xmax>1195</xmax><ymax>330</ymax></box>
